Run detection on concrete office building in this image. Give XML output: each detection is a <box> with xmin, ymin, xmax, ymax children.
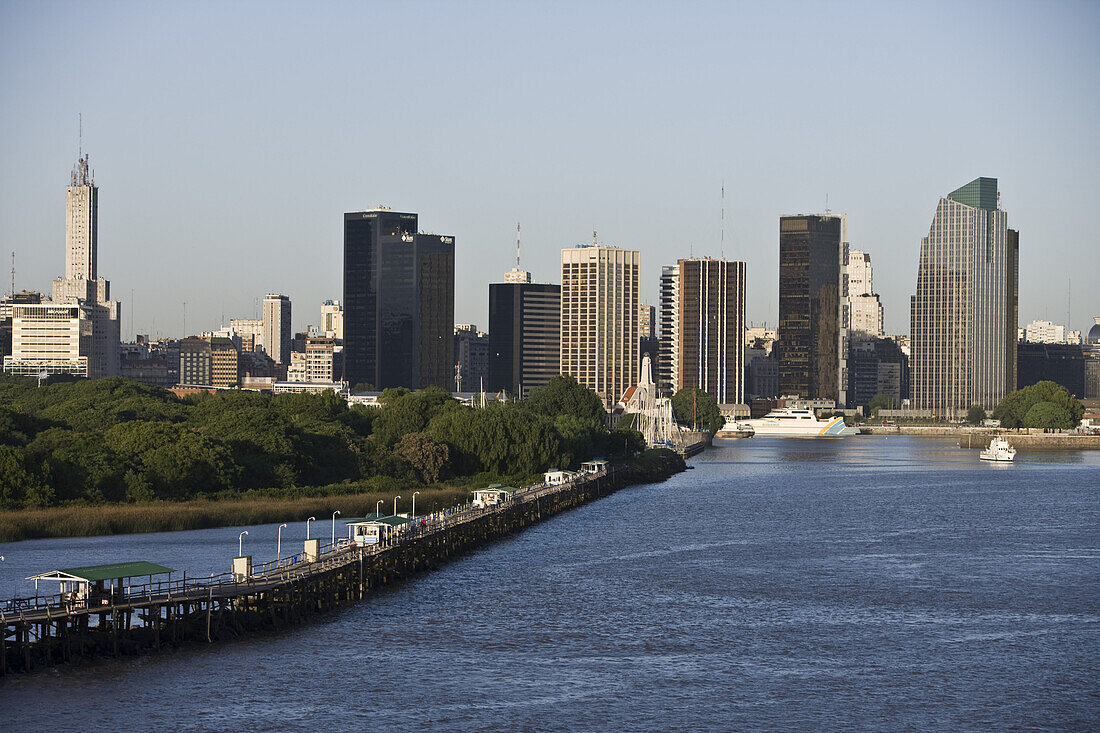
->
<box><xmin>320</xmin><ymin>300</ymin><xmax>343</xmax><ymax>340</ymax></box>
<box><xmin>847</xmin><ymin>249</ymin><xmax>884</xmax><ymax>338</ymax></box>
<box><xmin>230</xmin><ymin>318</ymin><xmax>264</xmax><ymax>353</ymax></box>
<box><xmin>911</xmin><ymin>178</ymin><xmax>1015</xmax><ymax>415</ymax></box>
<box><xmin>306</xmin><ymin>337</ymin><xmax>337</xmax><ymax>383</ymax></box>
<box><xmin>777</xmin><ymin>214</ymin><xmax>848</xmax><ymax>405</ymax></box>
<box><xmin>488</xmin><ymin>277</ymin><xmax>561</xmax><ymax>398</ymax></box>
<box><xmin>343</xmin><ymin>208</ymin><xmax>455</xmax><ymax>390</ymax></box>
<box><xmin>658</xmin><ymin>265</ymin><xmax>679</xmax><ymax>393</ymax></box>
<box><xmin>454</xmin><ymin>324</ymin><xmax>489</xmax><ymax>393</ymax></box>
<box><xmin>179</xmin><ymin>337</ymin><xmax>212</xmax><ymax>387</ymax></box>
<box><xmin>1023</xmin><ymin>320</ymin><xmax>1073</xmax><ymax>344</ymax></box>
<box><xmin>46</xmin><ymin>153</ymin><xmax>121</xmax><ymax>378</ymax></box>
<box><xmin>3</xmin><ymin>303</ymin><xmax>93</xmax><ymax>377</ymax></box>
<box><xmin>210</xmin><ymin>337</ymin><xmax>240</xmax><ymax>388</ymax></box>
<box><xmin>262</xmin><ymin>294</ymin><xmax>292</xmax><ymax>366</ymax></box>
<box><xmin>661</xmin><ymin>258</ymin><xmax>746</xmax><ymax>405</ymax></box>
<box><xmin>560</xmin><ymin>242</ymin><xmax>640</xmax><ymax>407</ymax></box>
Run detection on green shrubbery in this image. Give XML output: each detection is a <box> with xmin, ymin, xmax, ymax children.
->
<box><xmin>0</xmin><ymin>374</ymin><xmax>631</xmax><ymax>510</ymax></box>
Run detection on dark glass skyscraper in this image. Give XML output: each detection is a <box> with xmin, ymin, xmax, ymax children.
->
<box><xmin>777</xmin><ymin>214</ymin><xmax>846</xmax><ymax>403</ymax></box>
<box><xmin>488</xmin><ymin>281</ymin><xmax>560</xmax><ymax>397</ymax></box>
<box><xmin>343</xmin><ymin>209</ymin><xmax>454</xmax><ymax>390</ymax></box>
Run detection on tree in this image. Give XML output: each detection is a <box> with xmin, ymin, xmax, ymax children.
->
<box><xmin>393</xmin><ymin>432</ymin><xmax>450</xmax><ymax>483</ymax></box>
<box><xmin>670</xmin><ymin>388</ymin><xmax>723</xmax><ymax>434</ymax></box>
<box><xmin>994</xmin><ymin>381</ymin><xmax>1083</xmax><ymax>429</ymax></box>
<box><xmin>868</xmin><ymin>393</ymin><xmax>896</xmax><ymax>416</ymax></box>
<box><xmin>1022</xmin><ymin>401</ymin><xmax>1074</xmax><ymax>430</ymax></box>
<box><xmin>524</xmin><ymin>375</ymin><xmax>607</xmax><ymax>422</ymax></box>
<box><xmin>966</xmin><ymin>404</ymin><xmax>986</xmax><ymax>425</ymax></box>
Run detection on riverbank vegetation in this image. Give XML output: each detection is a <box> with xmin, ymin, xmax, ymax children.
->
<box><xmin>0</xmin><ymin>375</ymin><xmax>644</xmax><ymax>520</ymax></box>
<box><xmin>993</xmin><ymin>381</ymin><xmax>1084</xmax><ymax>429</ymax></box>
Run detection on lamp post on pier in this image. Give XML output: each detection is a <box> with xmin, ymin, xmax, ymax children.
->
<box><xmin>277</xmin><ymin>523</ymin><xmax>287</xmax><ymax>559</ymax></box>
<box><xmin>306</xmin><ymin>516</ymin><xmax>316</xmax><ymax>540</ymax></box>
<box><xmin>238</xmin><ymin>531</ymin><xmax>248</xmax><ymax>557</ymax></box>
<box><xmin>412</xmin><ymin>491</ymin><xmax>420</xmax><ymax>519</ymax></box>
<box><xmin>394</xmin><ymin>496</ymin><xmax>401</xmax><ymax>517</ymax></box>
<box><xmin>332</xmin><ymin>510</ymin><xmax>341</xmax><ymax>546</ymax></box>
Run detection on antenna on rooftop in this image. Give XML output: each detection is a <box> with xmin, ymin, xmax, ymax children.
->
<box><xmin>721</xmin><ymin>181</ymin><xmax>725</xmax><ymax>259</ymax></box>
<box><xmin>10</xmin><ymin>252</ymin><xmax>14</xmax><ymax>298</ymax></box>
<box><xmin>592</xmin><ymin>229</ymin><xmax>598</xmax><ymax>246</ymax></box>
<box><xmin>516</xmin><ymin>222</ymin><xmax>521</xmax><ymax>268</ymax></box>
<box><xmin>825</xmin><ymin>192</ymin><xmax>831</xmax><ymax>215</ymax></box>
<box><xmin>79</xmin><ymin>113</ymin><xmax>82</xmax><ymax>158</ymax></box>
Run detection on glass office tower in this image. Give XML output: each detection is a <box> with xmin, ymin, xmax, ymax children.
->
<box><xmin>911</xmin><ymin>178</ymin><xmax>1012</xmax><ymax>415</ymax></box>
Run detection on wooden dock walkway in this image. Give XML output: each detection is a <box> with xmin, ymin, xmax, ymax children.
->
<box><xmin>1</xmin><ymin>454</ymin><xmax>684</xmax><ymax>675</ymax></box>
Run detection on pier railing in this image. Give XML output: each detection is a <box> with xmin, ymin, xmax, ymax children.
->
<box><xmin>0</xmin><ymin>467</ymin><xmax>620</xmax><ymax>626</ymax></box>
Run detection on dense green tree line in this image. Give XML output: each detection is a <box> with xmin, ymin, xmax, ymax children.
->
<box><xmin>0</xmin><ymin>375</ymin><xmax>643</xmax><ymax>511</ymax></box>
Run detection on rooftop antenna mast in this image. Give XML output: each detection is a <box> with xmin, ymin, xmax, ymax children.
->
<box><xmin>79</xmin><ymin>113</ymin><xmax>82</xmax><ymax>158</ymax></box>
<box><xmin>516</xmin><ymin>222</ymin><xmax>521</xmax><ymax>268</ymax></box>
<box><xmin>721</xmin><ymin>180</ymin><xmax>725</xmax><ymax>259</ymax></box>
<box><xmin>825</xmin><ymin>192</ymin><xmax>831</xmax><ymax>215</ymax></box>
<box><xmin>10</xmin><ymin>252</ymin><xmax>14</xmax><ymax>298</ymax></box>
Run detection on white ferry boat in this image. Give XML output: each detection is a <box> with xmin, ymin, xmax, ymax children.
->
<box><xmin>979</xmin><ymin>437</ymin><xmax>1016</xmax><ymax>462</ymax></box>
<box><xmin>741</xmin><ymin>407</ymin><xmax>860</xmax><ymax>437</ymax></box>
<box><xmin>717</xmin><ymin>419</ymin><xmax>755</xmax><ymax>438</ymax></box>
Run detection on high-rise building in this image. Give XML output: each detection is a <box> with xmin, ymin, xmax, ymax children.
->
<box><xmin>179</xmin><ymin>337</ymin><xmax>212</xmax><ymax>386</ymax></box>
<box><xmin>49</xmin><ymin>153</ymin><xmax>121</xmax><ymax>378</ymax></box>
<box><xmin>777</xmin><ymin>214</ymin><xmax>847</xmax><ymax>405</ymax></box>
<box><xmin>661</xmin><ymin>258</ymin><xmax>746</xmax><ymax>405</ymax></box>
<box><xmin>454</xmin><ymin>324</ymin><xmax>490</xmax><ymax>392</ymax></box>
<box><xmin>320</xmin><ymin>300</ymin><xmax>343</xmax><ymax>340</ymax></box>
<box><xmin>343</xmin><ymin>208</ymin><xmax>455</xmax><ymax>390</ymax></box>
<box><xmin>262</xmin><ymin>294</ymin><xmax>292</xmax><ymax>366</ymax></box>
<box><xmin>560</xmin><ymin>243</ymin><xmax>639</xmax><ymax>407</ymax></box>
<box><xmin>305</xmin><ymin>337</ymin><xmax>336</xmax><ymax>383</ymax></box>
<box><xmin>488</xmin><ymin>279</ymin><xmax>560</xmax><ymax>398</ymax></box>
<box><xmin>658</xmin><ymin>265</ymin><xmax>679</xmax><ymax>393</ymax></box>
<box><xmin>911</xmin><ymin>177</ymin><xmax>1014</xmax><ymax>415</ymax></box>
<box><xmin>1006</xmin><ymin>229</ymin><xmax>1019</xmax><ymax>393</ymax></box>
<box><xmin>210</xmin><ymin>337</ymin><xmax>240</xmax><ymax>388</ymax></box>
<box><xmin>846</xmin><ymin>249</ymin><xmax>884</xmax><ymax>338</ymax></box>
<box><xmin>230</xmin><ymin>318</ymin><xmax>264</xmax><ymax>353</ymax></box>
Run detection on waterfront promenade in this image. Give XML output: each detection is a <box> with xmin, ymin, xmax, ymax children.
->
<box><xmin>0</xmin><ymin>454</ymin><xmax>683</xmax><ymax>675</ymax></box>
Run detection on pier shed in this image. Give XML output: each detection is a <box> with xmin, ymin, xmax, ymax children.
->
<box><xmin>544</xmin><ymin>469</ymin><xmax>575</xmax><ymax>485</ymax></box>
<box><xmin>347</xmin><ymin>516</ymin><xmax>411</xmax><ymax>546</ymax></box>
<box><xmin>580</xmin><ymin>459</ymin><xmax>609</xmax><ymax>474</ymax></box>
<box><xmin>27</xmin><ymin>561</ymin><xmax>175</xmax><ymax>606</ymax></box>
<box><xmin>472</xmin><ymin>484</ymin><xmax>518</xmax><ymax>508</ymax></box>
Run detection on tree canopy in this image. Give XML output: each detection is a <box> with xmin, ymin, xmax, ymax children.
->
<box><xmin>993</xmin><ymin>381</ymin><xmax>1083</xmax><ymax>429</ymax></box>
<box><xmin>670</xmin><ymin>388</ymin><xmax>724</xmax><ymax>434</ymax></box>
<box><xmin>966</xmin><ymin>404</ymin><xmax>986</xmax><ymax>425</ymax></box>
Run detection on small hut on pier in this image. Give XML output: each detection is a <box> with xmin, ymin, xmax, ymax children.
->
<box><xmin>26</xmin><ymin>561</ymin><xmax>176</xmax><ymax>607</ymax></box>
<box><xmin>472</xmin><ymin>484</ymin><xmax>518</xmax><ymax>508</ymax></box>
<box><xmin>346</xmin><ymin>515</ymin><xmax>412</xmax><ymax>546</ymax></box>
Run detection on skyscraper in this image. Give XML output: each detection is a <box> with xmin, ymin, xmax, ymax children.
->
<box><xmin>911</xmin><ymin>177</ymin><xmax>1013</xmax><ymax>415</ymax></box>
<box><xmin>777</xmin><ymin>214</ymin><xmax>847</xmax><ymax>404</ymax></box>
<box><xmin>262</xmin><ymin>294</ymin><xmax>292</xmax><ymax>366</ymax></box>
<box><xmin>320</xmin><ymin>300</ymin><xmax>343</xmax><ymax>340</ymax></box>
<box><xmin>658</xmin><ymin>265</ymin><xmax>678</xmax><ymax>393</ymax></box>
<box><xmin>488</xmin><ymin>276</ymin><xmax>560</xmax><ymax>398</ymax></box>
<box><xmin>46</xmin><ymin>153</ymin><xmax>121</xmax><ymax>378</ymax></box>
<box><xmin>342</xmin><ymin>208</ymin><xmax>455</xmax><ymax>390</ymax></box>
<box><xmin>846</xmin><ymin>249</ymin><xmax>884</xmax><ymax>338</ymax></box>
<box><xmin>670</xmin><ymin>258</ymin><xmax>747</xmax><ymax>405</ymax></box>
<box><xmin>560</xmin><ymin>242</ymin><xmax>640</xmax><ymax>407</ymax></box>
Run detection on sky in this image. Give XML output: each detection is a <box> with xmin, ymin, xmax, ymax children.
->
<box><xmin>1</xmin><ymin>0</ymin><xmax>1098</xmax><ymax>340</ymax></box>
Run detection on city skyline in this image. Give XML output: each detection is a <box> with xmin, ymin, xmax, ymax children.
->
<box><xmin>1</xmin><ymin>2</ymin><xmax>1097</xmax><ymax>341</ymax></box>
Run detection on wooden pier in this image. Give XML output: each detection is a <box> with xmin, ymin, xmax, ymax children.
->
<box><xmin>0</xmin><ymin>453</ymin><xmax>683</xmax><ymax>675</ymax></box>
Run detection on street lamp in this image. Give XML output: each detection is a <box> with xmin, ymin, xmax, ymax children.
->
<box><xmin>376</xmin><ymin>500</ymin><xmax>384</xmax><ymax>518</ymax></box>
<box><xmin>412</xmin><ymin>491</ymin><xmax>420</xmax><ymax>519</ymax></box>
<box><xmin>238</xmin><ymin>531</ymin><xmax>248</xmax><ymax>557</ymax></box>
<box><xmin>332</xmin><ymin>510</ymin><xmax>341</xmax><ymax>545</ymax></box>
<box><xmin>394</xmin><ymin>496</ymin><xmax>401</xmax><ymax>516</ymax></box>
<box><xmin>277</xmin><ymin>523</ymin><xmax>288</xmax><ymax>559</ymax></box>
<box><xmin>306</xmin><ymin>516</ymin><xmax>316</xmax><ymax>540</ymax></box>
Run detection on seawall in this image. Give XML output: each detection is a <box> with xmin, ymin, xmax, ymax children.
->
<box><xmin>859</xmin><ymin>426</ymin><xmax>1100</xmax><ymax>450</ymax></box>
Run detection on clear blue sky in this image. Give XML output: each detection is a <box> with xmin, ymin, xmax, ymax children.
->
<box><xmin>1</xmin><ymin>0</ymin><xmax>1097</xmax><ymax>339</ymax></box>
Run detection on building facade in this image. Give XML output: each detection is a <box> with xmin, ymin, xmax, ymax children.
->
<box><xmin>911</xmin><ymin>178</ymin><xmax>1014</xmax><ymax>415</ymax></box>
<box><xmin>46</xmin><ymin>153</ymin><xmax>121</xmax><ymax>378</ymax></box>
<box><xmin>847</xmin><ymin>249</ymin><xmax>884</xmax><ymax>338</ymax></box>
<box><xmin>343</xmin><ymin>208</ymin><xmax>455</xmax><ymax>390</ymax></box>
<box><xmin>488</xmin><ymin>281</ymin><xmax>561</xmax><ymax>398</ymax></box>
<box><xmin>777</xmin><ymin>214</ymin><xmax>847</xmax><ymax>405</ymax></box>
<box><xmin>454</xmin><ymin>324</ymin><xmax>489</xmax><ymax>392</ymax></box>
<box><xmin>320</xmin><ymin>300</ymin><xmax>343</xmax><ymax>340</ymax></box>
<box><xmin>667</xmin><ymin>258</ymin><xmax>746</xmax><ymax>405</ymax></box>
<box><xmin>262</xmin><ymin>294</ymin><xmax>292</xmax><ymax>366</ymax></box>
<box><xmin>3</xmin><ymin>303</ymin><xmax>93</xmax><ymax>377</ymax></box>
<box><xmin>210</xmin><ymin>337</ymin><xmax>240</xmax><ymax>388</ymax></box>
<box><xmin>179</xmin><ymin>336</ymin><xmax>212</xmax><ymax>387</ymax></box>
<box><xmin>560</xmin><ymin>244</ymin><xmax>639</xmax><ymax>406</ymax></box>
<box><xmin>658</xmin><ymin>265</ymin><xmax>679</xmax><ymax>393</ymax></box>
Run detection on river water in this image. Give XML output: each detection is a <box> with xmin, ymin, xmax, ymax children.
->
<box><xmin>1</xmin><ymin>436</ymin><xmax>1098</xmax><ymax>730</ymax></box>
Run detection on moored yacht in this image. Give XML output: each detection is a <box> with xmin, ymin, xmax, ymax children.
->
<box><xmin>742</xmin><ymin>407</ymin><xmax>860</xmax><ymax>437</ymax></box>
<box><xmin>979</xmin><ymin>437</ymin><xmax>1016</xmax><ymax>462</ymax></box>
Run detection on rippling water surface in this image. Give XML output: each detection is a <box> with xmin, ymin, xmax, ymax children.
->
<box><xmin>2</xmin><ymin>436</ymin><xmax>1098</xmax><ymax>731</ymax></box>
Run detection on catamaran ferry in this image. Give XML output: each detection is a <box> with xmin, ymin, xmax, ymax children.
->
<box><xmin>738</xmin><ymin>407</ymin><xmax>860</xmax><ymax>437</ymax></box>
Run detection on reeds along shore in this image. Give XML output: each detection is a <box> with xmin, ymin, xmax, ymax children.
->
<box><xmin>0</xmin><ymin>487</ymin><xmax>473</xmax><ymax>543</ymax></box>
